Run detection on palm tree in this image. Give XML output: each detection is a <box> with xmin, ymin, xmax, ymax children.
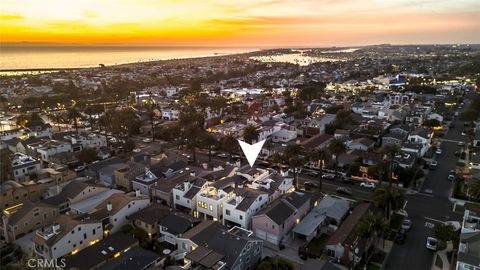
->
<box><xmin>50</xmin><ymin>113</ymin><xmax>64</xmax><ymax>132</ymax></box>
<box><xmin>221</xmin><ymin>135</ymin><xmax>239</xmax><ymax>160</ymax></box>
<box><xmin>67</xmin><ymin>108</ymin><xmax>82</xmax><ymax>133</ymax></box>
<box><xmin>283</xmin><ymin>144</ymin><xmax>305</xmax><ymax>190</ymax></box>
<box><xmin>328</xmin><ymin>138</ymin><xmax>346</xmax><ymax>176</ymax></box>
<box><xmin>243</xmin><ymin>124</ymin><xmax>260</xmax><ymax>144</ymax></box>
<box><xmin>309</xmin><ymin>149</ymin><xmax>327</xmax><ymax>189</ymax></box>
<box><xmin>356</xmin><ymin>211</ymin><xmax>388</xmax><ymax>260</ymax></box>
<box><xmin>381</xmin><ymin>145</ymin><xmax>400</xmax><ymax>187</ymax></box>
<box><xmin>146</xmin><ymin>106</ymin><xmax>158</xmax><ymax>141</ymax></box>
<box><xmin>202</xmin><ymin>132</ymin><xmax>218</xmax><ymax>164</ymax></box>
<box><xmin>373</xmin><ymin>186</ymin><xmax>405</xmax><ymax>220</ymax></box>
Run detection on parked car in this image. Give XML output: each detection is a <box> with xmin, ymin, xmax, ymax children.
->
<box><xmin>132</xmin><ymin>148</ymin><xmax>142</xmax><ymax>153</ymax></box>
<box><xmin>305</xmin><ymin>181</ymin><xmax>320</xmax><ymax>188</ymax></box>
<box><xmin>395</xmin><ymin>230</ymin><xmax>407</xmax><ymax>244</ymax></box>
<box><xmin>336</xmin><ymin>187</ymin><xmax>353</xmax><ymax>196</ymax></box>
<box><xmin>401</xmin><ymin>219</ymin><xmax>412</xmax><ymax>231</ymax></box>
<box><xmin>142</xmin><ymin>138</ymin><xmax>152</xmax><ymax>143</ymax></box>
<box><xmin>426</xmin><ymin>237</ymin><xmax>438</xmax><ymax>251</ymax></box>
<box><xmin>395</xmin><ymin>209</ymin><xmax>409</xmax><ymax>217</ymax></box>
<box><xmin>322</xmin><ymin>173</ymin><xmax>336</xmax><ymax>180</ymax></box>
<box><xmin>304</xmin><ymin>170</ymin><xmax>320</xmax><ymax>177</ymax></box>
<box><xmin>435</xmin><ymin>148</ymin><xmax>442</xmax><ymax>155</ymax></box>
<box><xmin>360</xmin><ymin>181</ymin><xmax>376</xmax><ymax>188</ymax></box>
<box><xmin>74</xmin><ymin>165</ymin><xmax>86</xmax><ymax>172</ymax></box>
<box><xmin>216</xmin><ymin>153</ymin><xmax>228</xmax><ymax>158</ymax></box>
<box><xmin>429</xmin><ymin>160</ymin><xmax>438</xmax><ymax>170</ymax></box>
<box><xmin>448</xmin><ymin>170</ymin><xmax>456</xmax><ymax>181</ymax></box>
<box><xmin>458</xmin><ymin>141</ymin><xmax>465</xmax><ymax>147</ymax></box>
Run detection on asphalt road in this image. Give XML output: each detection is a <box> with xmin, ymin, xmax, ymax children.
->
<box><xmin>385</xmin><ymin>96</ymin><xmax>472</xmax><ymax>270</ymax></box>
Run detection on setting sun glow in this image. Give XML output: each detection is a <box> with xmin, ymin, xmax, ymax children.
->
<box><xmin>1</xmin><ymin>0</ymin><xmax>480</xmax><ymax>46</ymax></box>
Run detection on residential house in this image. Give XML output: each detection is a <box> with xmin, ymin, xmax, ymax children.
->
<box><xmin>252</xmin><ymin>192</ymin><xmax>311</xmax><ymax>245</ymax></box>
<box><xmin>158</xmin><ymin>213</ymin><xmax>201</xmax><ymax>246</ymax></box>
<box><xmin>173</xmin><ymin>177</ymin><xmax>209</xmax><ymax>213</ymax></box>
<box><xmin>300</xmin><ymin>134</ymin><xmax>333</xmax><ymax>150</ymax></box>
<box><xmin>34</xmin><ymin>140</ymin><xmax>73</xmax><ymax>163</ymax></box>
<box><xmin>133</xmin><ymin>161</ymin><xmax>187</xmax><ymax>196</ymax></box>
<box><xmin>43</xmin><ymin>181</ymin><xmax>110</xmax><ymax>214</ymax></box>
<box><xmin>180</xmin><ymin>221</ymin><xmax>263</xmax><ymax>270</ymax></box>
<box><xmin>382</xmin><ymin>132</ymin><xmax>406</xmax><ymax>147</ymax></box>
<box><xmin>271</xmin><ymin>129</ymin><xmax>297</xmax><ymax>143</ymax></box>
<box><xmin>1</xmin><ymin>200</ymin><xmax>59</xmax><ymax>243</ymax></box>
<box><xmin>63</xmin><ymin>232</ymin><xmax>139</xmax><ymax>270</ymax></box>
<box><xmin>1</xmin><ymin>128</ymin><xmax>23</xmax><ymax>141</ymax></box>
<box><xmin>456</xmin><ymin>203</ymin><xmax>480</xmax><ymax>270</ymax></box>
<box><xmin>127</xmin><ymin>203</ymin><xmax>171</xmax><ymax>238</ymax></box>
<box><xmin>32</xmin><ymin>215</ymin><xmax>102</xmax><ymax>260</ymax></box>
<box><xmin>11</xmin><ymin>152</ymin><xmax>41</xmax><ymax>181</ymax></box>
<box><xmin>348</xmin><ymin>137</ymin><xmax>375</xmax><ymax>151</ymax></box>
<box><xmin>293</xmin><ymin>196</ymin><xmax>350</xmax><ymax>242</ymax></box>
<box><xmin>89</xmin><ymin>192</ymin><xmax>150</xmax><ymax>234</ymax></box>
<box><xmin>195</xmin><ymin>175</ymin><xmax>243</xmax><ymax>221</ymax></box>
<box><xmin>223</xmin><ymin>188</ymin><xmax>269</xmax><ymax>229</ymax></box>
<box><xmin>324</xmin><ymin>203</ymin><xmax>372</xmax><ymax>266</ymax></box>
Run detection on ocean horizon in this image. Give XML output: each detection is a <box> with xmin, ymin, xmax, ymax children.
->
<box><xmin>0</xmin><ymin>45</ymin><xmax>257</xmax><ymax>72</ymax></box>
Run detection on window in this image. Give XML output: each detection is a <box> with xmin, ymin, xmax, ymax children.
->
<box><xmin>209</xmin><ymin>204</ymin><xmax>213</xmax><ymax>211</ymax></box>
<box><xmin>78</xmin><ymin>227</ymin><xmax>81</xmax><ymax>231</ymax></box>
<box><xmin>68</xmin><ymin>240</ymin><xmax>71</xmax><ymax>244</ymax></box>
<box><xmin>73</xmin><ymin>244</ymin><xmax>76</xmax><ymax>248</ymax></box>
<box><xmin>175</xmin><ymin>195</ymin><xmax>180</xmax><ymax>200</ymax></box>
<box><xmin>93</xmin><ymin>229</ymin><xmax>96</xmax><ymax>235</ymax></box>
<box><xmin>114</xmin><ymin>218</ymin><xmax>117</xmax><ymax>222</ymax></box>
<box><xmin>327</xmin><ymin>249</ymin><xmax>335</xmax><ymax>258</ymax></box>
<box><xmin>83</xmin><ymin>233</ymin><xmax>87</xmax><ymax>239</ymax></box>
<box><xmin>71</xmin><ymin>230</ymin><xmax>74</xmax><ymax>234</ymax></box>
<box><xmin>198</xmin><ymin>201</ymin><xmax>208</xmax><ymax>209</ymax></box>
<box><xmin>226</xmin><ymin>210</ymin><xmax>231</xmax><ymax>216</ymax></box>
<box><xmin>80</xmin><ymin>240</ymin><xmax>83</xmax><ymax>245</ymax></box>
<box><xmin>43</xmin><ymin>213</ymin><xmax>47</xmax><ymax>220</ymax></box>
<box><xmin>254</xmin><ymin>247</ymin><xmax>260</xmax><ymax>255</ymax></box>
<box><xmin>239</xmin><ymin>215</ymin><xmax>243</xmax><ymax>220</ymax></box>
<box><xmin>24</xmin><ymin>222</ymin><xmax>29</xmax><ymax>227</ymax></box>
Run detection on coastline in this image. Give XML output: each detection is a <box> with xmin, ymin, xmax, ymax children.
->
<box><xmin>0</xmin><ymin>47</ymin><xmax>260</xmax><ymax>74</ymax></box>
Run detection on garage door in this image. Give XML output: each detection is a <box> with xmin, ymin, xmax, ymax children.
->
<box><xmin>255</xmin><ymin>229</ymin><xmax>267</xmax><ymax>240</ymax></box>
<box><xmin>266</xmin><ymin>233</ymin><xmax>278</xmax><ymax>244</ymax></box>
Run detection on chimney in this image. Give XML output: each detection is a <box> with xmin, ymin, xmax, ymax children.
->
<box><xmin>135</xmin><ymin>190</ymin><xmax>141</xmax><ymax>197</ymax></box>
<box><xmin>107</xmin><ymin>201</ymin><xmax>112</xmax><ymax>212</ymax></box>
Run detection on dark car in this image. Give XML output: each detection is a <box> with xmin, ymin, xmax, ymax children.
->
<box><xmin>395</xmin><ymin>231</ymin><xmax>407</xmax><ymax>244</ymax></box>
<box><xmin>336</xmin><ymin>187</ymin><xmax>353</xmax><ymax>196</ymax></box>
<box><xmin>305</xmin><ymin>181</ymin><xmax>320</xmax><ymax>188</ymax></box>
<box><xmin>304</xmin><ymin>170</ymin><xmax>320</xmax><ymax>177</ymax></box>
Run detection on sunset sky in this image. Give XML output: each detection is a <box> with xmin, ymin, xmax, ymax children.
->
<box><xmin>1</xmin><ymin>0</ymin><xmax>480</xmax><ymax>47</ymax></box>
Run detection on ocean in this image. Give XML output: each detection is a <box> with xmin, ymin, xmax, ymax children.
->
<box><xmin>0</xmin><ymin>45</ymin><xmax>255</xmax><ymax>72</ymax></box>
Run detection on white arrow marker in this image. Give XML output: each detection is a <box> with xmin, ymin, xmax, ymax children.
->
<box><xmin>237</xmin><ymin>139</ymin><xmax>266</xmax><ymax>167</ymax></box>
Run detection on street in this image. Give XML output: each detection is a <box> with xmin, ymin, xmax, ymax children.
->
<box><xmin>385</xmin><ymin>97</ymin><xmax>471</xmax><ymax>270</ymax></box>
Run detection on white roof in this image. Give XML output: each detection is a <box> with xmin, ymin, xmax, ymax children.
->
<box><xmin>69</xmin><ymin>189</ymin><xmax>124</xmax><ymax>214</ymax></box>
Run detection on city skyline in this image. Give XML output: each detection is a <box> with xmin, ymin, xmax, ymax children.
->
<box><xmin>1</xmin><ymin>0</ymin><xmax>480</xmax><ymax>47</ymax></box>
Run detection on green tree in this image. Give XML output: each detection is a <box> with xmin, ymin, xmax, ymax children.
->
<box><xmin>67</xmin><ymin>108</ymin><xmax>82</xmax><ymax>133</ymax></box>
<box><xmin>356</xmin><ymin>211</ymin><xmax>388</xmax><ymax>259</ymax></box>
<box><xmin>328</xmin><ymin>138</ymin><xmax>346</xmax><ymax>175</ymax></box>
<box><xmin>373</xmin><ymin>186</ymin><xmax>405</xmax><ymax>220</ymax></box>
<box><xmin>423</xmin><ymin>119</ymin><xmax>441</xmax><ymax>128</ymax></box>
<box><xmin>308</xmin><ymin>149</ymin><xmax>327</xmax><ymax>189</ymax></box>
<box><xmin>0</xmin><ymin>149</ymin><xmax>13</xmax><ymax>183</ymax></box>
<box><xmin>243</xmin><ymin>125</ymin><xmax>260</xmax><ymax>144</ymax></box>
<box><xmin>283</xmin><ymin>144</ymin><xmax>305</xmax><ymax>190</ymax></box>
<box><xmin>76</xmin><ymin>148</ymin><xmax>98</xmax><ymax>164</ymax></box>
<box><xmin>202</xmin><ymin>133</ymin><xmax>218</xmax><ymax>164</ymax></box>
<box><xmin>123</xmin><ymin>139</ymin><xmax>136</xmax><ymax>152</ymax></box>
